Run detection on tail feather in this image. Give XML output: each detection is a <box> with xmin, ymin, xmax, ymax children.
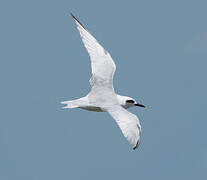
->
<box><xmin>61</xmin><ymin>97</ymin><xmax>88</xmax><ymax>109</ymax></box>
<box><xmin>61</xmin><ymin>105</ymin><xmax>70</xmax><ymax>109</ymax></box>
<box><xmin>61</xmin><ymin>100</ymin><xmax>79</xmax><ymax>109</ymax></box>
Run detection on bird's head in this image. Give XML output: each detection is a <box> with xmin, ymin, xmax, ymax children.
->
<box><xmin>118</xmin><ymin>95</ymin><xmax>146</xmax><ymax>109</ymax></box>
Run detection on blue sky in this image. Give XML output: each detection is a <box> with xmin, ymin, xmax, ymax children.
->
<box><xmin>0</xmin><ymin>0</ymin><xmax>206</xmax><ymax>179</ymax></box>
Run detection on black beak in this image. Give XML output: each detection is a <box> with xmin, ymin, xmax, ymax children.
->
<box><xmin>134</xmin><ymin>103</ymin><xmax>146</xmax><ymax>108</ymax></box>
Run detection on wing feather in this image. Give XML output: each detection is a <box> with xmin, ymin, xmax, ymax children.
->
<box><xmin>71</xmin><ymin>14</ymin><xmax>116</xmax><ymax>89</ymax></box>
<box><xmin>106</xmin><ymin>106</ymin><xmax>141</xmax><ymax>150</ymax></box>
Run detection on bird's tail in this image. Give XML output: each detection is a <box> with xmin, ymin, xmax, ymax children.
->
<box><xmin>61</xmin><ymin>100</ymin><xmax>79</xmax><ymax>109</ymax></box>
<box><xmin>61</xmin><ymin>97</ymin><xmax>88</xmax><ymax>109</ymax></box>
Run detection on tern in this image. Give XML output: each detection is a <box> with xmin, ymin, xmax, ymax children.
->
<box><xmin>61</xmin><ymin>14</ymin><xmax>146</xmax><ymax>150</ymax></box>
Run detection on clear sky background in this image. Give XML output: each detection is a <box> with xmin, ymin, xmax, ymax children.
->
<box><xmin>0</xmin><ymin>0</ymin><xmax>206</xmax><ymax>179</ymax></box>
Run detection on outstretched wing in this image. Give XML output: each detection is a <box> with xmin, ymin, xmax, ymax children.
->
<box><xmin>71</xmin><ymin>14</ymin><xmax>116</xmax><ymax>90</ymax></box>
<box><xmin>106</xmin><ymin>106</ymin><xmax>141</xmax><ymax>150</ymax></box>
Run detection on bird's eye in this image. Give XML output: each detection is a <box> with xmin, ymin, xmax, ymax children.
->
<box><xmin>126</xmin><ymin>100</ymin><xmax>135</xmax><ymax>104</ymax></box>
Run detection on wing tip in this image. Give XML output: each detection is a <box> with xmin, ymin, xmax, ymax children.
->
<box><xmin>70</xmin><ymin>13</ymin><xmax>87</xmax><ymax>31</ymax></box>
<box><xmin>70</xmin><ymin>12</ymin><xmax>75</xmax><ymax>19</ymax></box>
<box><xmin>133</xmin><ymin>139</ymin><xmax>140</xmax><ymax>150</ymax></box>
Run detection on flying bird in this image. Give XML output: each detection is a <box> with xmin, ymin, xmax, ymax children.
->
<box><xmin>61</xmin><ymin>14</ymin><xmax>146</xmax><ymax>150</ymax></box>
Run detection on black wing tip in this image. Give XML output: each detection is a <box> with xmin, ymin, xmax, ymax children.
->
<box><xmin>70</xmin><ymin>13</ymin><xmax>87</xmax><ymax>31</ymax></box>
<box><xmin>133</xmin><ymin>140</ymin><xmax>140</xmax><ymax>150</ymax></box>
<box><xmin>70</xmin><ymin>12</ymin><xmax>75</xmax><ymax>19</ymax></box>
<box><xmin>70</xmin><ymin>12</ymin><xmax>78</xmax><ymax>22</ymax></box>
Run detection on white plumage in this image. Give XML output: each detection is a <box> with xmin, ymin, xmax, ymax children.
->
<box><xmin>61</xmin><ymin>14</ymin><xmax>145</xmax><ymax>150</ymax></box>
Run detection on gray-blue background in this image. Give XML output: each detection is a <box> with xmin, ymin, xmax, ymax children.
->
<box><xmin>0</xmin><ymin>0</ymin><xmax>206</xmax><ymax>179</ymax></box>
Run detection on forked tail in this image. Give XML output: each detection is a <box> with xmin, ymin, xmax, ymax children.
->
<box><xmin>61</xmin><ymin>97</ymin><xmax>88</xmax><ymax>109</ymax></box>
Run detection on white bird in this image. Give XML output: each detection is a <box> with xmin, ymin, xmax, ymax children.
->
<box><xmin>61</xmin><ymin>14</ymin><xmax>146</xmax><ymax>150</ymax></box>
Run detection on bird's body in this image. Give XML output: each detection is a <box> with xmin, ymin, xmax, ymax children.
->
<box><xmin>61</xmin><ymin>14</ymin><xmax>146</xmax><ymax>150</ymax></box>
<box><xmin>62</xmin><ymin>94</ymin><xmax>135</xmax><ymax>112</ymax></box>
